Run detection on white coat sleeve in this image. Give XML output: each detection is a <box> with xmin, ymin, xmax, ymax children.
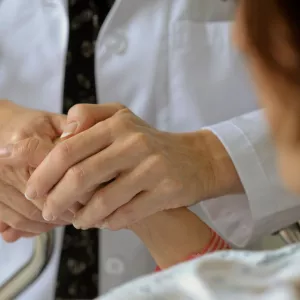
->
<box><xmin>200</xmin><ymin>110</ymin><xmax>300</xmax><ymax>248</ymax></box>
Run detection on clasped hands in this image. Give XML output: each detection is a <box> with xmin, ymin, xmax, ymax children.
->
<box><xmin>0</xmin><ymin>100</ymin><xmax>223</xmax><ymax>241</ymax></box>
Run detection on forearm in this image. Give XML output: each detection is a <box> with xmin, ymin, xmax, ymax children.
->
<box><xmin>129</xmin><ymin>208</ymin><xmax>226</xmax><ymax>269</ymax></box>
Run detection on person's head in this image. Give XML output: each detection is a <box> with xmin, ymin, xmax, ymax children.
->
<box><xmin>233</xmin><ymin>0</ymin><xmax>300</xmax><ymax>194</ymax></box>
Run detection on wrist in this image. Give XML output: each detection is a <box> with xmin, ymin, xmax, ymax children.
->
<box><xmin>129</xmin><ymin>208</ymin><xmax>213</xmax><ymax>268</ymax></box>
<box><xmin>189</xmin><ymin>129</ymin><xmax>244</xmax><ymax>198</ymax></box>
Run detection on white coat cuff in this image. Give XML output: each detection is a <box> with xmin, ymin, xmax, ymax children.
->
<box><xmin>201</xmin><ymin>118</ymin><xmax>300</xmax><ymax>248</ymax></box>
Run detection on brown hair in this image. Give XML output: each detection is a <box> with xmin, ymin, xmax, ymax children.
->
<box><xmin>242</xmin><ymin>0</ymin><xmax>300</xmax><ymax>86</ymax></box>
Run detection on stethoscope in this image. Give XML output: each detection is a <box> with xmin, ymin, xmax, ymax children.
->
<box><xmin>0</xmin><ymin>232</ymin><xmax>54</xmax><ymax>300</ymax></box>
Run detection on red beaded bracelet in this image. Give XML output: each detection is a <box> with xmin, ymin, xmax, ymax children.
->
<box><xmin>155</xmin><ymin>229</ymin><xmax>231</xmax><ymax>272</ymax></box>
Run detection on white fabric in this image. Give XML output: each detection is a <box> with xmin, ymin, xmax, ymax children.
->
<box><xmin>0</xmin><ymin>0</ymin><xmax>300</xmax><ymax>298</ymax></box>
<box><xmin>98</xmin><ymin>244</ymin><xmax>300</xmax><ymax>300</ymax></box>
<box><xmin>202</xmin><ymin>111</ymin><xmax>300</xmax><ymax>247</ymax></box>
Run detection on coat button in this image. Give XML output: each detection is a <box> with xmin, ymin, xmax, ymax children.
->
<box><xmin>105</xmin><ymin>257</ymin><xmax>125</xmax><ymax>275</ymax></box>
<box><xmin>103</xmin><ymin>31</ymin><xmax>128</xmax><ymax>55</ymax></box>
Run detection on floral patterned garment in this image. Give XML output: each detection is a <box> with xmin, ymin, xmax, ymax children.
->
<box><xmin>55</xmin><ymin>1</ymin><xmax>113</xmax><ymax>299</ymax></box>
<box><xmin>99</xmin><ymin>244</ymin><xmax>300</xmax><ymax>300</ymax></box>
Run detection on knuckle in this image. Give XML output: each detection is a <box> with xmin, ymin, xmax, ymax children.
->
<box><xmin>112</xmin><ymin>102</ymin><xmax>126</xmax><ymax>111</ymax></box>
<box><xmin>127</xmin><ymin>132</ymin><xmax>150</xmax><ymax>153</ymax></box>
<box><xmin>111</xmin><ymin>108</ymin><xmax>132</xmax><ymax>128</ymax></box>
<box><xmin>161</xmin><ymin>177</ymin><xmax>183</xmax><ymax>196</ymax></box>
<box><xmin>116</xmin><ymin>106</ymin><xmax>131</xmax><ymax>116</ymax></box>
<box><xmin>10</xmin><ymin>130</ymin><xmax>28</xmax><ymax>143</ymax></box>
<box><xmin>10</xmin><ymin>114</ymin><xmax>49</xmax><ymax>144</ymax></box>
<box><xmin>66</xmin><ymin>164</ymin><xmax>86</xmax><ymax>186</ymax></box>
<box><xmin>54</xmin><ymin>141</ymin><xmax>72</xmax><ymax>162</ymax></box>
<box><xmin>67</xmin><ymin>103</ymin><xmax>88</xmax><ymax>117</ymax></box>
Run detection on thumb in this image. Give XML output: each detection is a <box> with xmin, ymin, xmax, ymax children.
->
<box><xmin>49</xmin><ymin>113</ymin><xmax>67</xmax><ymax>137</ymax></box>
<box><xmin>61</xmin><ymin>103</ymin><xmax>125</xmax><ymax>138</ymax></box>
<box><xmin>0</xmin><ymin>137</ymin><xmax>54</xmax><ymax>168</ymax></box>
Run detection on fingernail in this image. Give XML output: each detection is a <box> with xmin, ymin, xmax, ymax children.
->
<box><xmin>42</xmin><ymin>203</ymin><xmax>56</xmax><ymax>221</ymax></box>
<box><xmin>42</xmin><ymin>210</ymin><xmax>56</xmax><ymax>222</ymax></box>
<box><xmin>61</xmin><ymin>122</ymin><xmax>78</xmax><ymax>138</ymax></box>
<box><xmin>73</xmin><ymin>221</ymin><xmax>82</xmax><ymax>230</ymax></box>
<box><xmin>99</xmin><ymin>221</ymin><xmax>108</xmax><ymax>230</ymax></box>
<box><xmin>73</xmin><ymin>224</ymin><xmax>80</xmax><ymax>229</ymax></box>
<box><xmin>0</xmin><ymin>144</ymin><xmax>13</xmax><ymax>157</ymax></box>
<box><xmin>73</xmin><ymin>224</ymin><xmax>88</xmax><ymax>230</ymax></box>
<box><xmin>25</xmin><ymin>186</ymin><xmax>37</xmax><ymax>201</ymax></box>
<box><xmin>42</xmin><ymin>210</ymin><xmax>52</xmax><ymax>221</ymax></box>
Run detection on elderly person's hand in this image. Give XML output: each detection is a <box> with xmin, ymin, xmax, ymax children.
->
<box><xmin>26</xmin><ymin>103</ymin><xmax>243</xmax><ymax>230</ymax></box>
<box><xmin>0</xmin><ymin>100</ymin><xmax>73</xmax><ymax>242</ymax></box>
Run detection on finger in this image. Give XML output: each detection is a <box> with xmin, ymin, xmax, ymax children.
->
<box><xmin>2</xmin><ymin>229</ymin><xmax>22</xmax><ymax>243</ymax></box>
<box><xmin>69</xmin><ymin>202</ymin><xmax>83</xmax><ymax>214</ymax></box>
<box><xmin>0</xmin><ymin>137</ymin><xmax>54</xmax><ymax>169</ymax></box>
<box><xmin>32</xmin><ymin>198</ymin><xmax>74</xmax><ymax>225</ymax></box>
<box><xmin>49</xmin><ymin>113</ymin><xmax>67</xmax><ymax>137</ymax></box>
<box><xmin>26</xmin><ymin>119</ymin><xmax>112</xmax><ymax>200</ymax></box>
<box><xmin>105</xmin><ymin>174</ymin><xmax>177</xmax><ymax>230</ymax></box>
<box><xmin>0</xmin><ymin>202</ymin><xmax>55</xmax><ymax>234</ymax></box>
<box><xmin>1</xmin><ymin>186</ymin><xmax>46</xmax><ymax>223</ymax></box>
<box><xmin>72</xmin><ymin>169</ymin><xmax>146</xmax><ymax>229</ymax></box>
<box><xmin>0</xmin><ymin>184</ymin><xmax>51</xmax><ymax>223</ymax></box>
<box><xmin>103</xmin><ymin>191</ymin><xmax>159</xmax><ymax>231</ymax></box>
<box><xmin>2</xmin><ymin>228</ymin><xmax>37</xmax><ymax>243</ymax></box>
<box><xmin>0</xmin><ymin>221</ymin><xmax>9</xmax><ymax>232</ymax></box>
<box><xmin>42</xmin><ymin>190</ymin><xmax>94</xmax><ymax>222</ymax></box>
<box><xmin>1</xmin><ymin>184</ymin><xmax>76</xmax><ymax>226</ymax></box>
<box><xmin>0</xmin><ymin>181</ymin><xmax>72</xmax><ymax>225</ymax></box>
<box><xmin>42</xmin><ymin>142</ymin><xmax>134</xmax><ymax>220</ymax></box>
<box><xmin>61</xmin><ymin>103</ymin><xmax>125</xmax><ymax>138</ymax></box>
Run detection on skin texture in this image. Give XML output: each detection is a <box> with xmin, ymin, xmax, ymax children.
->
<box><xmin>128</xmin><ymin>207</ymin><xmax>221</xmax><ymax>269</ymax></box>
<box><xmin>0</xmin><ymin>102</ymin><xmax>231</xmax><ymax>270</ymax></box>
<box><xmin>26</xmin><ymin>103</ymin><xmax>243</xmax><ymax>230</ymax></box>
<box><xmin>0</xmin><ymin>100</ymin><xmax>73</xmax><ymax>242</ymax></box>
